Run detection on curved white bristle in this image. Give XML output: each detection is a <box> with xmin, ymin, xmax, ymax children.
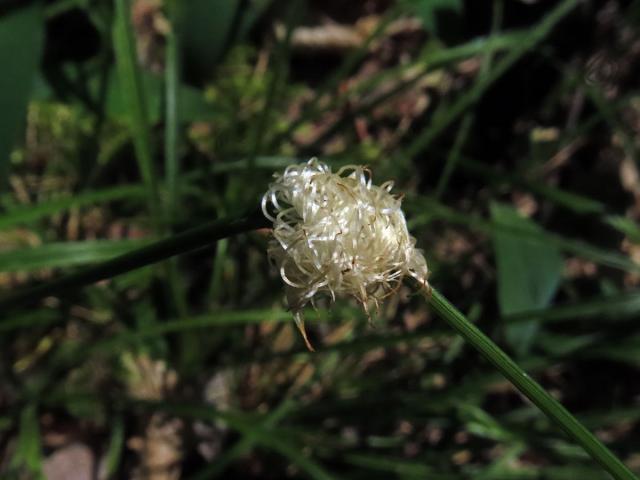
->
<box><xmin>263</xmin><ymin>158</ymin><xmax>429</xmax><ymax>341</ymax></box>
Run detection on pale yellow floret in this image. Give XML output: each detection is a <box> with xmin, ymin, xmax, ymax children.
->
<box><xmin>262</xmin><ymin>158</ymin><xmax>429</xmax><ymax>349</ymax></box>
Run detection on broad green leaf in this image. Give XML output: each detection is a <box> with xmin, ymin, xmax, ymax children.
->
<box><xmin>55</xmin><ymin>60</ymin><xmax>218</xmax><ymax>124</ymax></box>
<box><xmin>0</xmin><ymin>3</ymin><xmax>44</xmax><ymax>191</ymax></box>
<box><xmin>491</xmin><ymin>203</ymin><xmax>564</xmax><ymax>354</ymax></box>
<box><xmin>181</xmin><ymin>0</ymin><xmax>241</xmax><ymax>78</ymax></box>
<box><xmin>104</xmin><ymin>69</ymin><xmax>219</xmax><ymax>123</ymax></box>
<box><xmin>178</xmin><ymin>0</ymin><xmax>272</xmax><ymax>78</ymax></box>
<box><xmin>0</xmin><ymin>239</ymin><xmax>150</xmax><ymax>272</ymax></box>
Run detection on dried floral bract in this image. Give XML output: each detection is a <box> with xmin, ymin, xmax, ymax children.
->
<box><xmin>262</xmin><ymin>159</ymin><xmax>429</xmax><ymax>349</ymax></box>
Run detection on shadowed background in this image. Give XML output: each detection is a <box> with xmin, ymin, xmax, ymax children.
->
<box><xmin>1</xmin><ymin>0</ymin><xmax>640</xmax><ymax>478</ymax></box>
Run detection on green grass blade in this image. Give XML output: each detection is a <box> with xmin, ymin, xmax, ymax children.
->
<box><xmin>410</xmin><ymin>198</ymin><xmax>640</xmax><ymax>273</ymax></box>
<box><xmin>0</xmin><ymin>239</ymin><xmax>151</xmax><ymax>272</ymax></box>
<box><xmin>427</xmin><ymin>287</ymin><xmax>637</xmax><ymax>480</ymax></box>
<box><xmin>435</xmin><ymin>0</ymin><xmax>501</xmax><ymax>198</ymax></box>
<box><xmin>104</xmin><ymin>413</ymin><xmax>125</xmax><ymax>477</ymax></box>
<box><xmin>0</xmin><ymin>184</ymin><xmax>145</xmax><ymax>230</ymax></box>
<box><xmin>113</xmin><ymin>0</ymin><xmax>161</xmax><ymax>225</ymax></box>
<box><xmin>344</xmin><ymin>452</ymin><xmax>436</xmax><ymax>478</ymax></box>
<box><xmin>0</xmin><ymin>311</ymin><xmax>59</xmax><ymax>332</ymax></box>
<box><xmin>11</xmin><ymin>403</ymin><xmax>43</xmax><ymax>477</ymax></box>
<box><xmin>435</xmin><ymin>113</ymin><xmax>473</xmax><ymax>198</ymax></box>
<box><xmin>457</xmin><ymin>156</ymin><xmax>606</xmax><ymax>215</ymax></box>
<box><xmin>504</xmin><ymin>292</ymin><xmax>640</xmax><ymax>325</ymax></box>
<box><xmin>247</xmin><ymin>1</ymin><xmax>298</xmax><ymax>172</ymax></box>
<box><xmin>0</xmin><ymin>210</ymin><xmax>267</xmax><ymax>312</ymax></box>
<box><xmin>456</xmin><ymin>156</ymin><xmax>640</xmax><ymax>241</ymax></box>
<box><xmin>93</xmin><ymin>309</ymin><xmax>295</xmax><ymax>352</ymax></box>
<box><xmin>405</xmin><ymin>0</ymin><xmax>578</xmax><ymax>158</ymax></box>
<box><xmin>162</xmin><ymin>0</ymin><xmax>192</xmax><ymax>369</ymax></box>
<box><xmin>189</xmin><ymin>400</ymin><xmax>297</xmax><ymax>480</ymax></box>
<box><xmin>604</xmin><ymin>215</ymin><xmax>640</xmax><ymax>243</ymax></box>
<box><xmin>141</xmin><ymin>401</ymin><xmax>336</xmax><ymax>480</ymax></box>
<box><xmin>298</xmin><ymin>31</ymin><xmax>526</xmax><ymax>155</ymax></box>
<box><xmin>270</xmin><ymin>5</ymin><xmax>401</xmax><ymax>149</ymax></box>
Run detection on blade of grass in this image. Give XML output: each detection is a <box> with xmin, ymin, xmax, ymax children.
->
<box><xmin>247</xmin><ymin>1</ymin><xmax>298</xmax><ymax>172</ymax></box>
<box><xmin>113</xmin><ymin>0</ymin><xmax>161</xmax><ymax>226</ymax></box>
<box><xmin>299</xmin><ymin>31</ymin><xmax>529</xmax><ymax>156</ymax></box>
<box><xmin>504</xmin><ymin>292</ymin><xmax>640</xmax><ymax>325</ymax></box>
<box><xmin>426</xmin><ymin>287</ymin><xmax>637</xmax><ymax>480</ymax></box>
<box><xmin>456</xmin><ymin>156</ymin><xmax>606</xmax><ymax>215</ymax></box>
<box><xmin>189</xmin><ymin>399</ymin><xmax>297</xmax><ymax>480</ymax></box>
<box><xmin>208</xmin><ymin>237</ymin><xmax>229</xmax><ymax>303</ymax></box>
<box><xmin>581</xmin><ymin>335</ymin><xmax>640</xmax><ymax>368</ymax></box>
<box><xmin>269</xmin><ymin>5</ymin><xmax>402</xmax><ymax>150</ymax></box>
<box><xmin>583</xmin><ymin>82</ymin><xmax>638</xmax><ymax>161</ymax></box>
<box><xmin>455</xmin><ymin>155</ymin><xmax>640</xmax><ymax>241</ymax></box>
<box><xmin>140</xmin><ymin>401</ymin><xmax>337</xmax><ymax>480</ymax></box>
<box><xmin>404</xmin><ymin>0</ymin><xmax>578</xmax><ymax>159</ymax></box>
<box><xmin>0</xmin><ymin>184</ymin><xmax>145</xmax><ymax>230</ymax></box>
<box><xmin>0</xmin><ymin>239</ymin><xmax>151</xmax><ymax>272</ymax></box>
<box><xmin>408</xmin><ymin>197</ymin><xmax>640</xmax><ymax>273</ymax></box>
<box><xmin>435</xmin><ymin>0</ymin><xmax>502</xmax><ymax>197</ymax></box>
<box><xmin>0</xmin><ymin>209</ymin><xmax>267</xmax><ymax>312</ymax></box>
<box><xmin>162</xmin><ymin>0</ymin><xmax>193</xmax><ymax>369</ymax></box>
<box><xmin>45</xmin><ymin>0</ymin><xmax>84</xmax><ymax>18</ymax></box>
<box><xmin>10</xmin><ymin>403</ymin><xmax>43</xmax><ymax>477</ymax></box>
<box><xmin>435</xmin><ymin>113</ymin><xmax>473</xmax><ymax>198</ymax></box>
<box><xmin>104</xmin><ymin>413</ymin><xmax>125</xmax><ymax>478</ymax></box>
<box><xmin>0</xmin><ymin>311</ymin><xmax>59</xmax><ymax>332</ymax></box>
<box><xmin>44</xmin><ymin>391</ymin><xmax>335</xmax><ymax>480</ymax></box>
<box><xmin>92</xmin><ymin>308</ymin><xmax>297</xmax><ymax>352</ymax></box>
<box><xmin>344</xmin><ymin>452</ymin><xmax>437</xmax><ymax>478</ymax></box>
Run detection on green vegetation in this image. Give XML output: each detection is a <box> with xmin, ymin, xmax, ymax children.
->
<box><xmin>1</xmin><ymin>0</ymin><xmax>640</xmax><ymax>479</ymax></box>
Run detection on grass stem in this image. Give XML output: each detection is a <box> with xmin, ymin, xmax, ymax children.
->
<box><xmin>113</xmin><ymin>0</ymin><xmax>161</xmax><ymax>227</ymax></box>
<box><xmin>0</xmin><ymin>210</ymin><xmax>267</xmax><ymax>313</ymax></box>
<box><xmin>427</xmin><ymin>287</ymin><xmax>637</xmax><ymax>480</ymax></box>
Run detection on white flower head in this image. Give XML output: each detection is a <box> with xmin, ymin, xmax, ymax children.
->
<box><xmin>262</xmin><ymin>158</ymin><xmax>429</xmax><ymax>349</ymax></box>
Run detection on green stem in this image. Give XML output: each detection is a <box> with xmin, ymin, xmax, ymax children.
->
<box><xmin>113</xmin><ymin>0</ymin><xmax>161</xmax><ymax>227</ymax></box>
<box><xmin>427</xmin><ymin>287</ymin><xmax>637</xmax><ymax>480</ymax></box>
<box><xmin>0</xmin><ymin>210</ymin><xmax>267</xmax><ymax>313</ymax></box>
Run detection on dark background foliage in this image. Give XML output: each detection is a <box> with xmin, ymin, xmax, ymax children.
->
<box><xmin>1</xmin><ymin>0</ymin><xmax>640</xmax><ymax>478</ymax></box>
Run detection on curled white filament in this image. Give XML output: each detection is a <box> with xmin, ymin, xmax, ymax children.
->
<box><xmin>262</xmin><ymin>158</ymin><xmax>429</xmax><ymax>349</ymax></box>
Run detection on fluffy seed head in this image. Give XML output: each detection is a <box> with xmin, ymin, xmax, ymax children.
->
<box><xmin>262</xmin><ymin>159</ymin><xmax>429</xmax><ymax>341</ymax></box>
